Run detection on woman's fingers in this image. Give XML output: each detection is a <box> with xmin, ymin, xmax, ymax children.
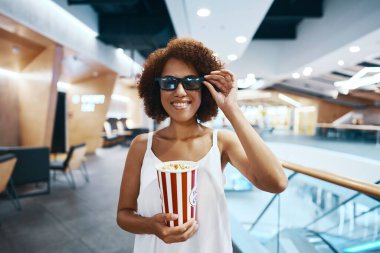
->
<box><xmin>210</xmin><ymin>69</ymin><xmax>235</xmax><ymax>83</ymax></box>
<box><xmin>164</xmin><ymin>220</ymin><xmax>199</xmax><ymax>243</ymax></box>
<box><xmin>205</xmin><ymin>74</ymin><xmax>229</xmax><ymax>87</ymax></box>
<box><xmin>180</xmin><ymin>221</ymin><xmax>199</xmax><ymax>240</ymax></box>
<box><xmin>204</xmin><ymin>78</ymin><xmax>230</xmax><ymax>95</ymax></box>
<box><xmin>170</xmin><ymin>219</ymin><xmax>196</xmax><ymax>235</ymax></box>
<box><xmin>203</xmin><ymin>80</ymin><xmax>222</xmax><ymax>100</ymax></box>
<box><xmin>159</xmin><ymin>213</ymin><xmax>178</xmax><ymax>223</ymax></box>
<box><xmin>153</xmin><ymin>214</ymin><xmax>199</xmax><ymax>244</ymax></box>
<box><xmin>205</xmin><ymin>70</ymin><xmax>235</xmax><ymax>92</ymax></box>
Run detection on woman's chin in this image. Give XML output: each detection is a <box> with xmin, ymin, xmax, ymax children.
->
<box><xmin>169</xmin><ymin>114</ymin><xmax>197</xmax><ymax>124</ymax></box>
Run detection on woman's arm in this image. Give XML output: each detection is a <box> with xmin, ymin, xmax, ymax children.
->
<box><xmin>116</xmin><ymin>134</ymin><xmax>198</xmax><ymax>243</ymax></box>
<box><xmin>116</xmin><ymin>134</ymin><xmax>153</xmax><ymax>233</ymax></box>
<box><xmin>204</xmin><ymin>70</ymin><xmax>287</xmax><ymax>193</ymax></box>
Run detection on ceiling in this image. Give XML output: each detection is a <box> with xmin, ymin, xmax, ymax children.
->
<box><xmin>65</xmin><ymin>0</ymin><xmax>380</xmax><ymax>108</ymax></box>
<box><xmin>0</xmin><ymin>14</ymin><xmax>52</xmax><ymax>72</ymax></box>
<box><xmin>0</xmin><ymin>13</ymin><xmax>114</xmax><ymax>85</ymax></box>
<box><xmin>68</xmin><ymin>0</ymin><xmax>175</xmax><ymax>58</ymax></box>
<box><xmin>67</xmin><ymin>0</ymin><xmax>324</xmax><ymax>58</ymax></box>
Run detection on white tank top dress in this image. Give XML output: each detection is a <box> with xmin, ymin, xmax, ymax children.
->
<box><xmin>133</xmin><ymin>129</ymin><xmax>233</xmax><ymax>253</ymax></box>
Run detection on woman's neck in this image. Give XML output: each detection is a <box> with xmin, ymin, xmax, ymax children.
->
<box><xmin>161</xmin><ymin>118</ymin><xmax>204</xmax><ymax>140</ymax></box>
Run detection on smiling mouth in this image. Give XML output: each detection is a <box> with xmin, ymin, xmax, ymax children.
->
<box><xmin>171</xmin><ymin>101</ymin><xmax>191</xmax><ymax>110</ymax></box>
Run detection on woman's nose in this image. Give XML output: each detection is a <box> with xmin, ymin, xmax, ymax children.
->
<box><xmin>174</xmin><ymin>83</ymin><xmax>187</xmax><ymax>96</ymax></box>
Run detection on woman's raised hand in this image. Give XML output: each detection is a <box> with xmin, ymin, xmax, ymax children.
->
<box><xmin>203</xmin><ymin>69</ymin><xmax>238</xmax><ymax>113</ymax></box>
<box><xmin>150</xmin><ymin>213</ymin><xmax>199</xmax><ymax>244</ymax></box>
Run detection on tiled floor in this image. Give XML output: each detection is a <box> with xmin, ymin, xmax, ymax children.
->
<box><xmin>0</xmin><ymin>146</ymin><xmax>135</xmax><ymax>253</ymax></box>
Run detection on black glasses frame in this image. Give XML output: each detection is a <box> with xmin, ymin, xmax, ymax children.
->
<box><xmin>155</xmin><ymin>75</ymin><xmax>204</xmax><ymax>91</ymax></box>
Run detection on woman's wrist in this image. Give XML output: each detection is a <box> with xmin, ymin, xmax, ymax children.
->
<box><xmin>142</xmin><ymin>215</ymin><xmax>157</xmax><ymax>235</ymax></box>
<box><xmin>221</xmin><ymin>102</ymin><xmax>240</xmax><ymax>119</ymax></box>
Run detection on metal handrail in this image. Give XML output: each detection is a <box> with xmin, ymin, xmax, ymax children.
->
<box><xmin>281</xmin><ymin>161</ymin><xmax>380</xmax><ymax>198</ymax></box>
<box><xmin>249</xmin><ymin>161</ymin><xmax>380</xmax><ymax>233</ymax></box>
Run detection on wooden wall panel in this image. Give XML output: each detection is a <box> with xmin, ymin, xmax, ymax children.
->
<box><xmin>0</xmin><ymin>28</ymin><xmax>45</xmax><ymax>71</ymax></box>
<box><xmin>316</xmin><ymin>101</ymin><xmax>352</xmax><ymax>123</ymax></box>
<box><xmin>112</xmin><ymin>81</ymin><xmax>143</xmax><ymax>128</ymax></box>
<box><xmin>68</xmin><ymin>73</ymin><xmax>117</xmax><ymax>153</ymax></box>
<box><xmin>18</xmin><ymin>45</ymin><xmax>63</xmax><ymax>147</ymax></box>
<box><xmin>0</xmin><ymin>74</ymin><xmax>19</xmax><ymax>146</ymax></box>
<box><xmin>125</xmin><ymin>87</ymin><xmax>143</xmax><ymax>128</ymax></box>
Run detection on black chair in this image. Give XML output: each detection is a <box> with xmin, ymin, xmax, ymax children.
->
<box><xmin>0</xmin><ymin>154</ymin><xmax>21</xmax><ymax>210</ymax></box>
<box><xmin>50</xmin><ymin>143</ymin><xmax>89</xmax><ymax>189</ymax></box>
<box><xmin>124</xmin><ymin>128</ymin><xmax>149</xmax><ymax>146</ymax></box>
<box><xmin>0</xmin><ymin>146</ymin><xmax>50</xmax><ymax>197</ymax></box>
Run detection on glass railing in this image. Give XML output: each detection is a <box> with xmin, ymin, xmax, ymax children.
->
<box><xmin>228</xmin><ymin>164</ymin><xmax>380</xmax><ymax>253</ymax></box>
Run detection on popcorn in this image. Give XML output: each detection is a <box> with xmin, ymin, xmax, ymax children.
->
<box><xmin>161</xmin><ymin>162</ymin><xmax>192</xmax><ymax>171</ymax></box>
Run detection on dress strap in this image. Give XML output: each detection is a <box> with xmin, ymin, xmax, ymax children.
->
<box><xmin>212</xmin><ymin>129</ymin><xmax>218</xmax><ymax>147</ymax></box>
<box><xmin>147</xmin><ymin>132</ymin><xmax>153</xmax><ymax>150</ymax></box>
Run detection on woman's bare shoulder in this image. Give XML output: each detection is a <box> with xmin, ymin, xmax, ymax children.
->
<box><xmin>127</xmin><ymin>133</ymin><xmax>150</xmax><ymax>161</ymax></box>
<box><xmin>217</xmin><ymin>128</ymin><xmax>236</xmax><ymax>141</ymax></box>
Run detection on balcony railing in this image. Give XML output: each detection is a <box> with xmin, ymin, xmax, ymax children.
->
<box><xmin>230</xmin><ymin>160</ymin><xmax>380</xmax><ymax>253</ymax></box>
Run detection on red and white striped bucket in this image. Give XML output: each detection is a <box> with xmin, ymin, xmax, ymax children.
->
<box><xmin>156</xmin><ymin>161</ymin><xmax>198</xmax><ymax>227</ymax></box>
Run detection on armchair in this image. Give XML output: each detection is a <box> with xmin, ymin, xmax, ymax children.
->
<box><xmin>0</xmin><ymin>146</ymin><xmax>50</xmax><ymax>197</ymax></box>
<box><xmin>0</xmin><ymin>154</ymin><xmax>21</xmax><ymax>210</ymax></box>
<box><xmin>50</xmin><ymin>143</ymin><xmax>89</xmax><ymax>189</ymax></box>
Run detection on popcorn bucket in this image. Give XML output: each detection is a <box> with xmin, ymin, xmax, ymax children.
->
<box><xmin>156</xmin><ymin>161</ymin><xmax>198</xmax><ymax>227</ymax></box>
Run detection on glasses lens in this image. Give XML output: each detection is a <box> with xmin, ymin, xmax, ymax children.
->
<box><xmin>183</xmin><ymin>76</ymin><xmax>203</xmax><ymax>90</ymax></box>
<box><xmin>158</xmin><ymin>77</ymin><xmax>178</xmax><ymax>90</ymax></box>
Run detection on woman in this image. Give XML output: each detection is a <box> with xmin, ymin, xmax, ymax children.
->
<box><xmin>117</xmin><ymin>38</ymin><xmax>287</xmax><ymax>253</ymax></box>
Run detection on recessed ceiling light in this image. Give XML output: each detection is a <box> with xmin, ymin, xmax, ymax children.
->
<box><xmin>292</xmin><ymin>73</ymin><xmax>300</xmax><ymax>79</ymax></box>
<box><xmin>227</xmin><ymin>54</ymin><xmax>237</xmax><ymax>61</ymax></box>
<box><xmin>12</xmin><ymin>46</ymin><xmax>20</xmax><ymax>54</ymax></box>
<box><xmin>338</xmin><ymin>60</ymin><xmax>345</xmax><ymax>66</ymax></box>
<box><xmin>303</xmin><ymin>67</ymin><xmax>313</xmax><ymax>76</ymax></box>
<box><xmin>235</xmin><ymin>36</ymin><xmax>247</xmax><ymax>43</ymax></box>
<box><xmin>197</xmin><ymin>8</ymin><xmax>210</xmax><ymax>17</ymax></box>
<box><xmin>349</xmin><ymin>46</ymin><xmax>360</xmax><ymax>53</ymax></box>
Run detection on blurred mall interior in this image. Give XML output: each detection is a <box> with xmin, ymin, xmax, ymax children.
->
<box><xmin>0</xmin><ymin>0</ymin><xmax>379</xmax><ymax>252</ymax></box>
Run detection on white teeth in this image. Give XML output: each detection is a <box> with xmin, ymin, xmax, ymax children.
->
<box><xmin>172</xmin><ymin>102</ymin><xmax>190</xmax><ymax>109</ymax></box>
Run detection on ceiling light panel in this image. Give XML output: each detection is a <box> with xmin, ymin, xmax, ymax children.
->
<box><xmin>349</xmin><ymin>46</ymin><xmax>361</xmax><ymax>53</ymax></box>
<box><xmin>197</xmin><ymin>8</ymin><xmax>211</xmax><ymax>17</ymax></box>
<box><xmin>235</xmin><ymin>36</ymin><xmax>247</xmax><ymax>43</ymax></box>
<box><xmin>227</xmin><ymin>54</ymin><xmax>238</xmax><ymax>61</ymax></box>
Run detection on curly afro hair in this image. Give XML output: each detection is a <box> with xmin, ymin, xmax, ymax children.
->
<box><xmin>138</xmin><ymin>37</ymin><xmax>223</xmax><ymax>123</ymax></box>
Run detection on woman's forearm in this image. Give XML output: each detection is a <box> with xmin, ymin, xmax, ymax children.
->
<box><xmin>117</xmin><ymin>208</ymin><xmax>154</xmax><ymax>234</ymax></box>
<box><xmin>224</xmin><ymin>105</ymin><xmax>287</xmax><ymax>192</ymax></box>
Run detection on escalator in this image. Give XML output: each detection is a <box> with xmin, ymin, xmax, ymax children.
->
<box><xmin>228</xmin><ymin>163</ymin><xmax>380</xmax><ymax>253</ymax></box>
